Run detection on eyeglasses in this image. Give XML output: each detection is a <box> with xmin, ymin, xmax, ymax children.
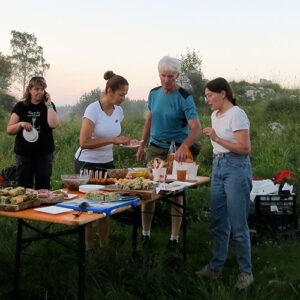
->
<box><xmin>205</xmin><ymin>93</ymin><xmax>213</xmax><ymax>100</ymax></box>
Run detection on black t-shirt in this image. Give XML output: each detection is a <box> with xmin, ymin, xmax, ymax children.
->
<box><xmin>12</xmin><ymin>101</ymin><xmax>56</xmax><ymax>156</ymax></box>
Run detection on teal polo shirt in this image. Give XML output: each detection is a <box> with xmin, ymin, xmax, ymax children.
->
<box><xmin>148</xmin><ymin>86</ymin><xmax>199</xmax><ymax>149</ymax></box>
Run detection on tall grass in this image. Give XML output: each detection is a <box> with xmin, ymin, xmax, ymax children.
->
<box><xmin>0</xmin><ymin>89</ymin><xmax>300</xmax><ymax>299</ymax></box>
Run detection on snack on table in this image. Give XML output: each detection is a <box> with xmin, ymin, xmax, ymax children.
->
<box><xmin>8</xmin><ymin>187</ymin><xmax>26</xmax><ymax>197</ymax></box>
<box><xmin>0</xmin><ymin>196</ymin><xmax>11</xmax><ymax>204</ymax></box>
<box><xmin>0</xmin><ymin>187</ymin><xmax>13</xmax><ymax>196</ymax></box>
<box><xmin>61</xmin><ymin>174</ymin><xmax>90</xmax><ymax>191</ymax></box>
<box><xmin>128</xmin><ymin>168</ymin><xmax>149</xmax><ymax>179</ymax></box>
<box><xmin>86</xmin><ymin>190</ymin><xmax>120</xmax><ymax>202</ymax></box>
<box><xmin>149</xmin><ymin>157</ymin><xmax>168</xmax><ymax>170</ymax></box>
<box><xmin>107</xmin><ymin>169</ymin><xmax>128</xmax><ymax>179</ymax></box>
<box><xmin>10</xmin><ymin>195</ymin><xmax>27</xmax><ymax>204</ymax></box>
<box><xmin>0</xmin><ymin>186</ymin><xmax>39</xmax><ymax>205</ymax></box>
<box><xmin>89</xmin><ymin>178</ymin><xmax>117</xmax><ymax>185</ymax></box>
<box><xmin>52</xmin><ymin>190</ymin><xmax>68</xmax><ymax>198</ymax></box>
<box><xmin>37</xmin><ymin>189</ymin><xmax>51</xmax><ymax>198</ymax></box>
<box><xmin>116</xmin><ymin>177</ymin><xmax>158</xmax><ymax>190</ymax></box>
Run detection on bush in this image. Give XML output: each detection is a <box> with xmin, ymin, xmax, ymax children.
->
<box><xmin>265</xmin><ymin>95</ymin><xmax>300</xmax><ymax>112</ymax></box>
<box><xmin>0</xmin><ymin>90</ymin><xmax>17</xmax><ymax>113</ymax></box>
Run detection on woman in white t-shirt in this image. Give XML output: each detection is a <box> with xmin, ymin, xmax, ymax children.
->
<box><xmin>74</xmin><ymin>70</ymin><xmax>132</xmax><ymax>248</ymax></box>
<box><xmin>75</xmin><ymin>71</ymin><xmax>131</xmax><ymax>173</ymax></box>
<box><xmin>196</xmin><ymin>78</ymin><xmax>253</xmax><ymax>290</ymax></box>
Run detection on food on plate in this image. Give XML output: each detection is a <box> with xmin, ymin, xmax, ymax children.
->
<box><xmin>37</xmin><ymin>189</ymin><xmax>51</xmax><ymax>198</ymax></box>
<box><xmin>8</xmin><ymin>186</ymin><xmax>26</xmax><ymax>197</ymax></box>
<box><xmin>149</xmin><ymin>157</ymin><xmax>168</xmax><ymax>170</ymax></box>
<box><xmin>0</xmin><ymin>196</ymin><xmax>11</xmax><ymax>204</ymax></box>
<box><xmin>86</xmin><ymin>190</ymin><xmax>120</xmax><ymax>202</ymax></box>
<box><xmin>61</xmin><ymin>174</ymin><xmax>90</xmax><ymax>191</ymax></box>
<box><xmin>10</xmin><ymin>195</ymin><xmax>27</xmax><ymax>204</ymax></box>
<box><xmin>116</xmin><ymin>177</ymin><xmax>158</xmax><ymax>190</ymax></box>
<box><xmin>52</xmin><ymin>190</ymin><xmax>68</xmax><ymax>198</ymax></box>
<box><xmin>88</xmin><ymin>178</ymin><xmax>116</xmax><ymax>185</ymax></box>
<box><xmin>0</xmin><ymin>186</ymin><xmax>39</xmax><ymax>205</ymax></box>
<box><xmin>128</xmin><ymin>168</ymin><xmax>149</xmax><ymax>179</ymax></box>
<box><xmin>107</xmin><ymin>169</ymin><xmax>128</xmax><ymax>179</ymax></box>
<box><xmin>0</xmin><ymin>187</ymin><xmax>13</xmax><ymax>196</ymax></box>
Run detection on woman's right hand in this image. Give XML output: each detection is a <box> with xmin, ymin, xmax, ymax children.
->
<box><xmin>21</xmin><ymin>122</ymin><xmax>33</xmax><ymax>132</ymax></box>
<box><xmin>113</xmin><ymin>136</ymin><xmax>131</xmax><ymax>145</ymax></box>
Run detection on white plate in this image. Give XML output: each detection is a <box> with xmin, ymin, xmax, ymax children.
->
<box><xmin>34</xmin><ymin>206</ymin><xmax>74</xmax><ymax>214</ymax></box>
<box><xmin>65</xmin><ymin>194</ymin><xmax>78</xmax><ymax>200</ymax></box>
<box><xmin>120</xmin><ymin>144</ymin><xmax>140</xmax><ymax>149</ymax></box>
<box><xmin>79</xmin><ymin>184</ymin><xmax>105</xmax><ymax>193</ymax></box>
<box><xmin>23</xmin><ymin>128</ymin><xmax>38</xmax><ymax>143</ymax></box>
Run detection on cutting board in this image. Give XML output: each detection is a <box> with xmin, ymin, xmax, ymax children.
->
<box><xmin>100</xmin><ymin>185</ymin><xmax>156</xmax><ymax>200</ymax></box>
<box><xmin>0</xmin><ymin>199</ymin><xmax>41</xmax><ymax>211</ymax></box>
<box><xmin>40</xmin><ymin>194</ymin><xmax>64</xmax><ymax>205</ymax></box>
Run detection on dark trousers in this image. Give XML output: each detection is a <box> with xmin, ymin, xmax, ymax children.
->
<box><xmin>16</xmin><ymin>153</ymin><xmax>54</xmax><ymax>189</ymax></box>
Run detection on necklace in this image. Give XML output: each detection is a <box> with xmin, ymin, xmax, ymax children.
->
<box><xmin>99</xmin><ymin>100</ymin><xmax>114</xmax><ymax>116</ymax></box>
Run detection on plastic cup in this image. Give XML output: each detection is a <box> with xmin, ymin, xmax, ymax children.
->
<box><xmin>152</xmin><ymin>168</ymin><xmax>167</xmax><ymax>182</ymax></box>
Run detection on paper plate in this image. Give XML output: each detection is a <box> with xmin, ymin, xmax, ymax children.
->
<box><xmin>23</xmin><ymin>128</ymin><xmax>38</xmax><ymax>143</ymax></box>
<box><xmin>79</xmin><ymin>184</ymin><xmax>105</xmax><ymax>193</ymax></box>
<box><xmin>121</xmin><ymin>144</ymin><xmax>140</xmax><ymax>149</ymax></box>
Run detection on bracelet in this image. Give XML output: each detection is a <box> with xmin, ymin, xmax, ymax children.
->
<box><xmin>47</xmin><ymin>104</ymin><xmax>53</xmax><ymax>110</ymax></box>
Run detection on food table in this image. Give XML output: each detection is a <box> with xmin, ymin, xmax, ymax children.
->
<box><xmin>0</xmin><ymin>175</ymin><xmax>210</xmax><ymax>299</ymax></box>
<box><xmin>0</xmin><ymin>192</ymin><xmax>141</xmax><ymax>300</ymax></box>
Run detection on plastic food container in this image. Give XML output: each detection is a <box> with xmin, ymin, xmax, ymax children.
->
<box><xmin>61</xmin><ymin>174</ymin><xmax>90</xmax><ymax>191</ymax></box>
<box><xmin>128</xmin><ymin>168</ymin><xmax>149</xmax><ymax>178</ymax></box>
<box><xmin>107</xmin><ymin>169</ymin><xmax>128</xmax><ymax>179</ymax></box>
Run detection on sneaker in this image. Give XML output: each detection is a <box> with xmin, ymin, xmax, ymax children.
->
<box><xmin>141</xmin><ymin>235</ymin><xmax>151</xmax><ymax>249</ymax></box>
<box><xmin>167</xmin><ymin>239</ymin><xmax>181</xmax><ymax>254</ymax></box>
<box><xmin>195</xmin><ymin>265</ymin><xmax>222</xmax><ymax>280</ymax></box>
<box><xmin>234</xmin><ymin>272</ymin><xmax>254</xmax><ymax>290</ymax></box>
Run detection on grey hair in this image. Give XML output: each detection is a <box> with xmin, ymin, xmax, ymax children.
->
<box><xmin>158</xmin><ymin>56</ymin><xmax>181</xmax><ymax>73</ymax></box>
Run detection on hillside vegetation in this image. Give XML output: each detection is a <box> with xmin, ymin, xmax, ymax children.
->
<box><xmin>0</xmin><ymin>80</ymin><xmax>299</xmax><ymax>300</ymax></box>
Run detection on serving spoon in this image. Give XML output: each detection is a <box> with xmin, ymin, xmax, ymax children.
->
<box><xmin>73</xmin><ymin>201</ymin><xmax>89</xmax><ymax>217</ymax></box>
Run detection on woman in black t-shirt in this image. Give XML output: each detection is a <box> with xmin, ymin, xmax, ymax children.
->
<box><xmin>7</xmin><ymin>76</ymin><xmax>59</xmax><ymax>189</ymax></box>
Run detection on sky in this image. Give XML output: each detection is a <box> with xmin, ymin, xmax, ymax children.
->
<box><xmin>1</xmin><ymin>0</ymin><xmax>300</xmax><ymax>105</ymax></box>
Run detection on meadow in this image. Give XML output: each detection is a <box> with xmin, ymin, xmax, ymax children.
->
<box><xmin>0</xmin><ymin>85</ymin><xmax>300</xmax><ymax>299</ymax></box>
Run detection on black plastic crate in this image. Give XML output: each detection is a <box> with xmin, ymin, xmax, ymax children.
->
<box><xmin>252</xmin><ymin>194</ymin><xmax>296</xmax><ymax>215</ymax></box>
<box><xmin>249</xmin><ymin>213</ymin><xmax>298</xmax><ymax>233</ymax></box>
<box><xmin>249</xmin><ymin>193</ymin><xmax>298</xmax><ymax>234</ymax></box>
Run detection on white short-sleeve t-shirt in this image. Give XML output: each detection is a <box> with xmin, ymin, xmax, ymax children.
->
<box><xmin>211</xmin><ymin>106</ymin><xmax>250</xmax><ymax>154</ymax></box>
<box><xmin>75</xmin><ymin>101</ymin><xmax>124</xmax><ymax>163</ymax></box>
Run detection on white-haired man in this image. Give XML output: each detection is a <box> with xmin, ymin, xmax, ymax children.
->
<box><xmin>137</xmin><ymin>56</ymin><xmax>201</xmax><ymax>252</ymax></box>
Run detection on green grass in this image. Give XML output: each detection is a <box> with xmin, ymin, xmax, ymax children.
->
<box><xmin>0</xmin><ymin>88</ymin><xmax>300</xmax><ymax>299</ymax></box>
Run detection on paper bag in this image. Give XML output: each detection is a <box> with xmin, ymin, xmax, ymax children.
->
<box><xmin>172</xmin><ymin>161</ymin><xmax>198</xmax><ymax>180</ymax></box>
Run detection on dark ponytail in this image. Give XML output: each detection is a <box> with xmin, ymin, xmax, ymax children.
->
<box><xmin>205</xmin><ymin>77</ymin><xmax>237</xmax><ymax>106</ymax></box>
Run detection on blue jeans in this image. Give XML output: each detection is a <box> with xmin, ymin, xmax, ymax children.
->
<box><xmin>208</xmin><ymin>152</ymin><xmax>253</xmax><ymax>273</ymax></box>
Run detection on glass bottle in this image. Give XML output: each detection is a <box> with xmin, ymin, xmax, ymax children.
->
<box><xmin>167</xmin><ymin>141</ymin><xmax>176</xmax><ymax>174</ymax></box>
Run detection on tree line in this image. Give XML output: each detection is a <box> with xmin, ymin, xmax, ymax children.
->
<box><xmin>1</xmin><ymin>30</ymin><xmax>206</xmax><ymax>116</ymax></box>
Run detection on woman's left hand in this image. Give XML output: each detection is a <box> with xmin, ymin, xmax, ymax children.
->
<box><xmin>44</xmin><ymin>92</ymin><xmax>52</xmax><ymax>106</ymax></box>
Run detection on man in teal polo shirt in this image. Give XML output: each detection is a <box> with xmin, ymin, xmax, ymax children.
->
<box><xmin>137</xmin><ymin>55</ymin><xmax>201</xmax><ymax>252</ymax></box>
